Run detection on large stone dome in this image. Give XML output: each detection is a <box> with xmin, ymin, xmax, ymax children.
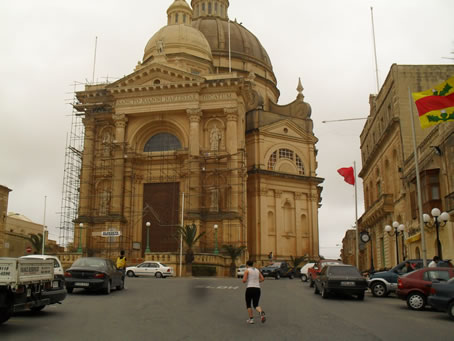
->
<box><xmin>192</xmin><ymin>17</ymin><xmax>273</xmax><ymax>72</ymax></box>
<box><xmin>143</xmin><ymin>24</ymin><xmax>213</xmax><ymax>63</ymax></box>
<box><xmin>143</xmin><ymin>0</ymin><xmax>212</xmax><ymax>65</ymax></box>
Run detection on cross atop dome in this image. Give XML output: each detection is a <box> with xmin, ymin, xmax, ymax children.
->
<box><xmin>191</xmin><ymin>0</ymin><xmax>229</xmax><ymax>20</ymax></box>
<box><xmin>167</xmin><ymin>0</ymin><xmax>193</xmax><ymax>26</ymax></box>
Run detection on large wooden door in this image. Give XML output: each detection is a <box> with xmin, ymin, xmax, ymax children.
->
<box><xmin>142</xmin><ymin>183</ymin><xmax>179</xmax><ymax>253</ymax></box>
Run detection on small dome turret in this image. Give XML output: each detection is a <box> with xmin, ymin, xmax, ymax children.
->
<box><xmin>167</xmin><ymin>0</ymin><xmax>193</xmax><ymax>25</ymax></box>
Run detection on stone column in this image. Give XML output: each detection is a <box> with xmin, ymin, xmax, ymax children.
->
<box><xmin>225</xmin><ymin>108</ymin><xmax>239</xmax><ymax>211</ymax></box>
<box><xmin>111</xmin><ymin>113</ymin><xmax>127</xmax><ymax>215</ymax></box>
<box><xmin>187</xmin><ymin>109</ymin><xmax>202</xmax><ymax>211</ymax></box>
<box><xmin>79</xmin><ymin>117</ymin><xmax>96</xmax><ymax>216</ymax></box>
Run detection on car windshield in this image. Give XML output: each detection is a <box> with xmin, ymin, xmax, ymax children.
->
<box><xmin>160</xmin><ymin>263</ymin><xmax>167</xmax><ymax>267</ymax></box>
<box><xmin>328</xmin><ymin>266</ymin><xmax>360</xmax><ymax>276</ymax></box>
<box><xmin>72</xmin><ymin>258</ymin><xmax>106</xmax><ymax>268</ymax></box>
<box><xmin>269</xmin><ymin>263</ymin><xmax>281</xmax><ymax>268</ymax></box>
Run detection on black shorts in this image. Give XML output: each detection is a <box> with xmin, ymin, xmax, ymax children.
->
<box><xmin>245</xmin><ymin>287</ymin><xmax>261</xmax><ymax>309</ymax></box>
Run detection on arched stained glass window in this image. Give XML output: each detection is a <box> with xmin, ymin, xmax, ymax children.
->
<box><xmin>267</xmin><ymin>151</ymin><xmax>277</xmax><ymax>170</ymax></box>
<box><xmin>296</xmin><ymin>155</ymin><xmax>304</xmax><ymax>175</ymax></box>
<box><xmin>144</xmin><ymin>133</ymin><xmax>182</xmax><ymax>152</ymax></box>
<box><xmin>267</xmin><ymin>148</ymin><xmax>305</xmax><ymax>175</ymax></box>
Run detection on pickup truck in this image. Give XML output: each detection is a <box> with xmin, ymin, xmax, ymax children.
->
<box><xmin>0</xmin><ymin>257</ymin><xmax>54</xmax><ymax>324</ymax></box>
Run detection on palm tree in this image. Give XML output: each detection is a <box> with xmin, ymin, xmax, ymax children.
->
<box><xmin>222</xmin><ymin>244</ymin><xmax>246</xmax><ymax>277</ymax></box>
<box><xmin>290</xmin><ymin>255</ymin><xmax>306</xmax><ymax>276</ymax></box>
<box><xmin>26</xmin><ymin>233</ymin><xmax>44</xmax><ymax>254</ymax></box>
<box><xmin>177</xmin><ymin>223</ymin><xmax>205</xmax><ymax>276</ymax></box>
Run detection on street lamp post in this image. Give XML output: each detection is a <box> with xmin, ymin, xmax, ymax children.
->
<box><xmin>423</xmin><ymin>208</ymin><xmax>450</xmax><ymax>260</ymax></box>
<box><xmin>77</xmin><ymin>223</ymin><xmax>83</xmax><ymax>253</ymax></box>
<box><xmin>145</xmin><ymin>222</ymin><xmax>151</xmax><ymax>253</ymax></box>
<box><xmin>385</xmin><ymin>221</ymin><xmax>405</xmax><ymax>265</ymax></box>
<box><xmin>213</xmin><ymin>224</ymin><xmax>219</xmax><ymax>255</ymax></box>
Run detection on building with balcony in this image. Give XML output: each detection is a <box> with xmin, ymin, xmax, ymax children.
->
<box><xmin>358</xmin><ymin>64</ymin><xmax>454</xmax><ymax>271</ymax></box>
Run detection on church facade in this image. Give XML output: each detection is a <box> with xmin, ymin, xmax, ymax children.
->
<box><xmin>74</xmin><ymin>0</ymin><xmax>323</xmax><ymax>264</ymax></box>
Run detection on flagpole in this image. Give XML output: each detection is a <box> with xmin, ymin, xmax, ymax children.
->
<box><xmin>354</xmin><ymin>161</ymin><xmax>359</xmax><ymax>268</ymax></box>
<box><xmin>408</xmin><ymin>87</ymin><xmax>428</xmax><ymax>267</ymax></box>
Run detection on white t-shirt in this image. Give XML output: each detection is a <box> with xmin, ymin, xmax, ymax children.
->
<box><xmin>246</xmin><ymin>267</ymin><xmax>260</xmax><ymax>288</ymax></box>
<box><xmin>428</xmin><ymin>261</ymin><xmax>437</xmax><ymax>267</ymax></box>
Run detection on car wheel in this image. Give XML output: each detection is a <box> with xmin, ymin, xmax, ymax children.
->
<box><xmin>127</xmin><ymin>270</ymin><xmax>135</xmax><ymax>277</ymax></box>
<box><xmin>448</xmin><ymin>301</ymin><xmax>454</xmax><ymax>321</ymax></box>
<box><xmin>0</xmin><ymin>307</ymin><xmax>11</xmax><ymax>324</ymax></box>
<box><xmin>116</xmin><ymin>278</ymin><xmax>125</xmax><ymax>291</ymax></box>
<box><xmin>309</xmin><ymin>278</ymin><xmax>314</xmax><ymax>288</ymax></box>
<box><xmin>357</xmin><ymin>293</ymin><xmax>365</xmax><ymax>301</ymax></box>
<box><xmin>30</xmin><ymin>305</ymin><xmax>45</xmax><ymax>313</ymax></box>
<box><xmin>321</xmin><ymin>287</ymin><xmax>329</xmax><ymax>299</ymax></box>
<box><xmin>155</xmin><ymin>272</ymin><xmax>163</xmax><ymax>278</ymax></box>
<box><xmin>66</xmin><ymin>287</ymin><xmax>74</xmax><ymax>294</ymax></box>
<box><xmin>314</xmin><ymin>284</ymin><xmax>320</xmax><ymax>295</ymax></box>
<box><xmin>275</xmin><ymin>273</ymin><xmax>280</xmax><ymax>280</ymax></box>
<box><xmin>301</xmin><ymin>274</ymin><xmax>308</xmax><ymax>282</ymax></box>
<box><xmin>104</xmin><ymin>280</ymin><xmax>111</xmax><ymax>295</ymax></box>
<box><xmin>371</xmin><ymin>282</ymin><xmax>387</xmax><ymax>297</ymax></box>
<box><xmin>407</xmin><ymin>292</ymin><xmax>426</xmax><ymax>311</ymax></box>
<box><xmin>289</xmin><ymin>274</ymin><xmax>294</xmax><ymax>280</ymax></box>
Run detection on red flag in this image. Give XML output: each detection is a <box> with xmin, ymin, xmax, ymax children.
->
<box><xmin>337</xmin><ymin>167</ymin><xmax>355</xmax><ymax>185</ymax></box>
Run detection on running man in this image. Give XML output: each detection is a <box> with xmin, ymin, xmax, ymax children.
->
<box><xmin>242</xmin><ymin>260</ymin><xmax>266</xmax><ymax>324</ymax></box>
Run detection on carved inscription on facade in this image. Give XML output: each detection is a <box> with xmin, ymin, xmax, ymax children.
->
<box><xmin>117</xmin><ymin>94</ymin><xmax>197</xmax><ymax>106</ymax></box>
<box><xmin>200</xmin><ymin>93</ymin><xmax>234</xmax><ymax>101</ymax></box>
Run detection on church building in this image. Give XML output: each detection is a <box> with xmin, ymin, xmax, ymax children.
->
<box><xmin>74</xmin><ymin>0</ymin><xmax>323</xmax><ymax>265</ymax></box>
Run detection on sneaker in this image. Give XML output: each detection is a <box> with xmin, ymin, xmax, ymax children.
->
<box><xmin>246</xmin><ymin>318</ymin><xmax>254</xmax><ymax>324</ymax></box>
<box><xmin>260</xmin><ymin>311</ymin><xmax>266</xmax><ymax>323</ymax></box>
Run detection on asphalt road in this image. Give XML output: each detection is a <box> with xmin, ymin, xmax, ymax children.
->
<box><xmin>0</xmin><ymin>276</ymin><xmax>452</xmax><ymax>341</ymax></box>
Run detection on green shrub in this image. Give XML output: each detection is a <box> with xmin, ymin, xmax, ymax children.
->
<box><xmin>192</xmin><ymin>264</ymin><xmax>217</xmax><ymax>276</ymax></box>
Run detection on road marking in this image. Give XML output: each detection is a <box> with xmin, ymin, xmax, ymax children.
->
<box><xmin>194</xmin><ymin>285</ymin><xmax>239</xmax><ymax>290</ymax></box>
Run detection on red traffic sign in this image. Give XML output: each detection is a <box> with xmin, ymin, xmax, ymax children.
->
<box><xmin>26</xmin><ymin>246</ymin><xmax>32</xmax><ymax>253</ymax></box>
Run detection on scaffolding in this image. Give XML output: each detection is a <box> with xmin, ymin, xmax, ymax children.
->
<box><xmin>58</xmin><ymin>82</ymin><xmax>85</xmax><ymax>247</ymax></box>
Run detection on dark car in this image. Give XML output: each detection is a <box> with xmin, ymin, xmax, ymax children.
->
<box><xmin>64</xmin><ymin>257</ymin><xmax>124</xmax><ymax>295</ymax></box>
<box><xmin>260</xmin><ymin>262</ymin><xmax>294</xmax><ymax>279</ymax></box>
<box><xmin>368</xmin><ymin>259</ymin><xmax>424</xmax><ymax>297</ymax></box>
<box><xmin>428</xmin><ymin>277</ymin><xmax>454</xmax><ymax>321</ymax></box>
<box><xmin>396</xmin><ymin>267</ymin><xmax>454</xmax><ymax>310</ymax></box>
<box><xmin>308</xmin><ymin>259</ymin><xmax>343</xmax><ymax>287</ymax></box>
<box><xmin>314</xmin><ymin>264</ymin><xmax>368</xmax><ymax>300</ymax></box>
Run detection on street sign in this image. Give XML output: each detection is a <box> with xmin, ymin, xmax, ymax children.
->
<box><xmin>26</xmin><ymin>246</ymin><xmax>32</xmax><ymax>253</ymax></box>
<box><xmin>101</xmin><ymin>231</ymin><xmax>121</xmax><ymax>238</ymax></box>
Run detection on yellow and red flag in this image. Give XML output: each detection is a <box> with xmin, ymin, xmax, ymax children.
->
<box><xmin>412</xmin><ymin>77</ymin><xmax>454</xmax><ymax>129</ymax></box>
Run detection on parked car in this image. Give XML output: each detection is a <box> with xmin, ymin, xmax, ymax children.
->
<box><xmin>237</xmin><ymin>264</ymin><xmax>246</xmax><ymax>278</ymax></box>
<box><xmin>125</xmin><ymin>261</ymin><xmax>174</xmax><ymax>278</ymax></box>
<box><xmin>300</xmin><ymin>263</ymin><xmax>315</xmax><ymax>282</ymax></box>
<box><xmin>20</xmin><ymin>255</ymin><xmax>67</xmax><ymax>310</ymax></box>
<box><xmin>368</xmin><ymin>259</ymin><xmax>424</xmax><ymax>297</ymax></box>
<box><xmin>313</xmin><ymin>264</ymin><xmax>368</xmax><ymax>300</ymax></box>
<box><xmin>396</xmin><ymin>267</ymin><xmax>454</xmax><ymax>310</ymax></box>
<box><xmin>428</xmin><ymin>277</ymin><xmax>454</xmax><ymax>320</ymax></box>
<box><xmin>260</xmin><ymin>262</ymin><xmax>294</xmax><ymax>279</ymax></box>
<box><xmin>308</xmin><ymin>259</ymin><xmax>343</xmax><ymax>287</ymax></box>
<box><xmin>64</xmin><ymin>257</ymin><xmax>124</xmax><ymax>294</ymax></box>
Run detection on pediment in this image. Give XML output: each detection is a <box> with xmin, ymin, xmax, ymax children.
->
<box><xmin>260</xmin><ymin>120</ymin><xmax>317</xmax><ymax>143</ymax></box>
<box><xmin>107</xmin><ymin>63</ymin><xmax>205</xmax><ymax>90</ymax></box>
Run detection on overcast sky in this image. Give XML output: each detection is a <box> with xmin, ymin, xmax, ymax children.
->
<box><xmin>1</xmin><ymin>0</ymin><xmax>453</xmax><ymax>258</ymax></box>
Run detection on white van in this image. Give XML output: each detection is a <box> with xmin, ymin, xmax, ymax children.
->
<box><xmin>300</xmin><ymin>263</ymin><xmax>315</xmax><ymax>282</ymax></box>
